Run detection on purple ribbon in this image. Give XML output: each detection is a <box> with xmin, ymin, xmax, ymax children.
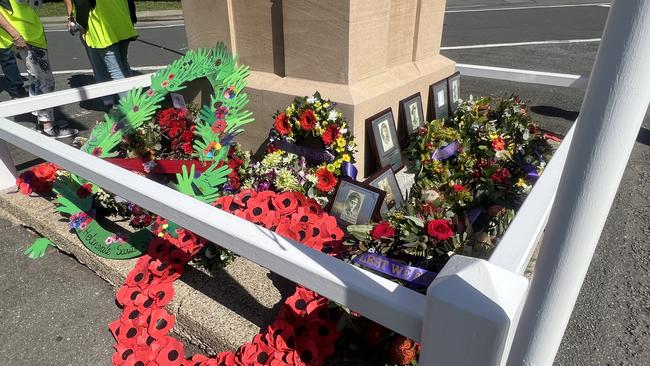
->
<box><xmin>341</xmin><ymin>161</ymin><xmax>358</xmax><ymax>180</ymax></box>
<box><xmin>353</xmin><ymin>252</ymin><xmax>437</xmax><ymax>287</ymax></box>
<box><xmin>523</xmin><ymin>163</ymin><xmax>539</xmax><ymax>182</ymax></box>
<box><xmin>274</xmin><ymin>140</ymin><xmax>335</xmax><ymax>163</ymax></box>
<box><xmin>467</xmin><ymin>206</ymin><xmax>484</xmax><ymax>225</ymax></box>
<box><xmin>432</xmin><ymin>141</ymin><xmax>460</xmax><ymax>161</ymax></box>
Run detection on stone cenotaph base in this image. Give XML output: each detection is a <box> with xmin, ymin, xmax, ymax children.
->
<box><xmin>180</xmin><ymin>0</ymin><xmax>455</xmax><ymax>177</ymax></box>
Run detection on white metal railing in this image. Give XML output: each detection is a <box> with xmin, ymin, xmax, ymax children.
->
<box><xmin>0</xmin><ymin>1</ymin><xmax>647</xmax><ymax>364</ymax></box>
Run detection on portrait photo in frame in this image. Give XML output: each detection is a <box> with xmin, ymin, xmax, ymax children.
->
<box><xmin>364</xmin><ymin>166</ymin><xmax>405</xmax><ymax>216</ymax></box>
<box><xmin>366</xmin><ymin>108</ymin><xmax>404</xmax><ymax>174</ymax></box>
<box><xmin>447</xmin><ymin>72</ymin><xmax>461</xmax><ymax>115</ymax></box>
<box><xmin>429</xmin><ymin>79</ymin><xmax>449</xmax><ymax>120</ymax></box>
<box><xmin>399</xmin><ymin>92</ymin><xmax>425</xmax><ymax>138</ymax></box>
<box><xmin>326</xmin><ymin>178</ymin><xmax>385</xmax><ymax>227</ymax></box>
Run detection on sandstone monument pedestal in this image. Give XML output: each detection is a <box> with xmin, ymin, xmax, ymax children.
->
<box><xmin>180</xmin><ymin>0</ymin><xmax>454</xmax><ymax>177</ymax></box>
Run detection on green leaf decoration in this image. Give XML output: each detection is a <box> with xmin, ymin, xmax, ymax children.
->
<box><xmin>53</xmin><ymin>175</ymin><xmax>93</xmax><ymax>215</ymax></box>
<box><xmin>24</xmin><ymin>237</ymin><xmax>54</xmax><ymax>259</ymax></box>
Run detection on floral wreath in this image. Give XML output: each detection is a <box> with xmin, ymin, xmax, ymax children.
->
<box><xmin>110</xmin><ymin>190</ymin><xmax>347</xmax><ymax>366</ymax></box>
<box><xmin>52</xmin><ymin>43</ymin><xmax>254</xmax><ymax>259</ymax></box>
<box><xmin>268</xmin><ymin>93</ymin><xmax>357</xmax><ymax>196</ymax></box>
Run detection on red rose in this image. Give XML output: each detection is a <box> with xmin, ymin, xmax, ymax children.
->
<box><xmin>315</xmin><ymin>167</ymin><xmax>337</xmax><ymax>193</ymax></box>
<box><xmin>492</xmin><ymin>136</ymin><xmax>506</xmax><ymax>151</ymax></box>
<box><xmin>452</xmin><ymin>184</ymin><xmax>465</xmax><ymax>192</ymax></box>
<box><xmin>321</xmin><ymin>124</ymin><xmax>340</xmax><ymax>145</ymax></box>
<box><xmin>300</xmin><ymin>109</ymin><xmax>317</xmax><ymax>131</ymax></box>
<box><xmin>76</xmin><ymin>183</ymin><xmax>93</xmax><ymax>199</ymax></box>
<box><xmin>426</xmin><ymin>219</ymin><xmax>454</xmax><ymax>241</ymax></box>
<box><xmin>371</xmin><ymin>221</ymin><xmax>395</xmax><ymax>240</ymax></box>
<box><xmin>490</xmin><ymin>168</ymin><xmax>511</xmax><ymax>183</ymax></box>
<box><xmin>274</xmin><ymin>112</ymin><xmax>291</xmax><ymax>136</ymax></box>
<box><xmin>32</xmin><ymin>163</ymin><xmax>59</xmax><ymax>183</ymax></box>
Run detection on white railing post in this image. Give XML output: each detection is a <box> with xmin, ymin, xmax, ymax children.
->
<box><xmin>0</xmin><ymin>140</ymin><xmax>17</xmax><ymax>190</ymax></box>
<box><xmin>507</xmin><ymin>1</ymin><xmax>650</xmax><ymax>365</ymax></box>
<box><xmin>419</xmin><ymin>255</ymin><xmax>528</xmax><ymax>366</ymax></box>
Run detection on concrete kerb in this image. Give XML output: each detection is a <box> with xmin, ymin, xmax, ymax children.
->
<box><xmin>0</xmin><ymin>188</ymin><xmax>285</xmax><ymax>355</ymax></box>
<box><xmin>40</xmin><ymin>10</ymin><xmax>184</xmax><ymax>25</ymax></box>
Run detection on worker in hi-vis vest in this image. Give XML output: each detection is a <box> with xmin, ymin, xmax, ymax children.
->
<box><xmin>63</xmin><ymin>0</ymin><xmax>138</xmax><ymax>109</ymax></box>
<box><xmin>0</xmin><ymin>0</ymin><xmax>78</xmax><ymax>138</ymax></box>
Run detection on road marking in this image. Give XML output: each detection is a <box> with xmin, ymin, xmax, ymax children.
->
<box><xmin>3</xmin><ymin>66</ymin><xmax>166</xmax><ymax>77</ymax></box>
<box><xmin>441</xmin><ymin>38</ymin><xmax>601</xmax><ymax>50</ymax></box>
<box><xmin>445</xmin><ymin>3</ymin><xmax>611</xmax><ymax>13</ymax></box>
<box><xmin>45</xmin><ymin>23</ymin><xmax>184</xmax><ymax>33</ymax></box>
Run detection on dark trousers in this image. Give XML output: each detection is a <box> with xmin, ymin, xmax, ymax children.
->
<box><xmin>0</xmin><ymin>47</ymin><xmax>27</xmax><ymax>98</ymax></box>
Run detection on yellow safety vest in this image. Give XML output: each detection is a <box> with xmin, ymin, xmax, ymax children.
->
<box><xmin>84</xmin><ymin>0</ymin><xmax>138</xmax><ymax>49</ymax></box>
<box><xmin>0</xmin><ymin>0</ymin><xmax>47</xmax><ymax>49</ymax></box>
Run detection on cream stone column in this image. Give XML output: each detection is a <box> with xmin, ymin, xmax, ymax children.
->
<box><xmin>181</xmin><ymin>0</ymin><xmax>455</xmax><ymax>177</ymax></box>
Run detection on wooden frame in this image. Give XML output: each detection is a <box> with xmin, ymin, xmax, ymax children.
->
<box><xmin>366</xmin><ymin>108</ymin><xmax>404</xmax><ymax>174</ymax></box>
<box><xmin>325</xmin><ymin>177</ymin><xmax>385</xmax><ymax>228</ymax></box>
<box><xmin>447</xmin><ymin>71</ymin><xmax>461</xmax><ymax>115</ymax></box>
<box><xmin>364</xmin><ymin>166</ymin><xmax>405</xmax><ymax>216</ymax></box>
<box><xmin>429</xmin><ymin>79</ymin><xmax>449</xmax><ymax>120</ymax></box>
<box><xmin>399</xmin><ymin>92</ymin><xmax>425</xmax><ymax>140</ymax></box>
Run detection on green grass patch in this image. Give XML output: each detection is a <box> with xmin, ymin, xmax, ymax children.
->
<box><xmin>37</xmin><ymin>1</ymin><xmax>182</xmax><ymax>18</ymax></box>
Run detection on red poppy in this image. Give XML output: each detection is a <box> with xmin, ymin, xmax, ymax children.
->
<box><xmin>271</xmin><ymin>192</ymin><xmax>300</xmax><ymax>214</ymax></box>
<box><xmin>116</xmin><ymin>320</ymin><xmax>142</xmax><ymax>347</ymax></box>
<box><xmin>125</xmin><ymin>264</ymin><xmax>152</xmax><ymax>291</ymax></box>
<box><xmin>213</xmin><ymin>195</ymin><xmax>235</xmax><ymax>212</ymax></box>
<box><xmin>123</xmin><ymin>350</ymin><xmax>152</xmax><ymax>366</ymax></box>
<box><xmin>275</xmin><ymin>222</ymin><xmax>301</xmax><ymax>242</ymax></box>
<box><xmin>234</xmin><ymin>189</ymin><xmax>258</xmax><ymax>207</ymax></box>
<box><xmin>214</xmin><ymin>351</ymin><xmax>236</xmax><ymax>366</ymax></box>
<box><xmin>307</xmin><ymin>319</ymin><xmax>339</xmax><ymax>346</ymax></box>
<box><xmin>299</xmin><ymin>109</ymin><xmax>317</xmax><ymax>131</ymax></box>
<box><xmin>246</xmin><ymin>198</ymin><xmax>271</xmax><ymax>224</ymax></box>
<box><xmin>116</xmin><ymin>285</ymin><xmax>143</xmax><ymax>307</ymax></box>
<box><xmin>16</xmin><ymin>171</ymin><xmax>34</xmax><ymax>195</ymax></box>
<box><xmin>237</xmin><ymin>335</ymin><xmax>277</xmax><ymax>366</ymax></box>
<box><xmin>145</xmin><ymin>280</ymin><xmax>175</xmax><ymax>307</ymax></box>
<box><xmin>274</xmin><ymin>112</ymin><xmax>291</xmax><ymax>136</ymax></box>
<box><xmin>301</xmin><ymin>199</ymin><xmax>322</xmax><ymax>215</ymax></box>
<box><xmin>370</xmin><ymin>221</ymin><xmax>395</xmax><ymax>240</ymax></box>
<box><xmin>266</xmin><ymin>319</ymin><xmax>296</xmax><ymax>352</ymax></box>
<box><xmin>32</xmin><ymin>162</ymin><xmax>59</xmax><ymax>182</ymax></box>
<box><xmin>154</xmin><ymin>337</ymin><xmax>185</xmax><ymax>366</ymax></box>
<box><xmin>426</xmin><ymin>219</ymin><xmax>454</xmax><ymax>241</ymax></box>
<box><xmin>452</xmin><ymin>184</ymin><xmax>466</xmax><ymax>192</ymax></box>
<box><xmin>149</xmin><ymin>237</ymin><xmax>172</xmax><ymax>258</ymax></box>
<box><xmin>284</xmin><ymin>287</ymin><xmax>323</xmax><ymax>318</ymax></box>
<box><xmin>315</xmin><ymin>167</ymin><xmax>337</xmax><ymax>193</ymax></box>
<box><xmin>76</xmin><ymin>183</ymin><xmax>93</xmax><ymax>198</ymax></box>
<box><xmin>294</xmin><ymin>337</ymin><xmax>320</xmax><ymax>365</ymax></box>
<box><xmin>149</xmin><ymin>308</ymin><xmax>176</xmax><ymax>339</ymax></box>
<box><xmin>212</xmin><ymin>120</ymin><xmax>227</xmax><ymax>134</ymax></box>
<box><xmin>112</xmin><ymin>344</ymin><xmax>136</xmax><ymax>366</ymax></box>
<box><xmin>321</xmin><ymin>125</ymin><xmax>340</xmax><ymax>145</ymax></box>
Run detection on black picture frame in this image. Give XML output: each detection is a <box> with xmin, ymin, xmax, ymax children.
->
<box><xmin>399</xmin><ymin>92</ymin><xmax>425</xmax><ymax>138</ymax></box>
<box><xmin>325</xmin><ymin>177</ymin><xmax>386</xmax><ymax>228</ymax></box>
<box><xmin>429</xmin><ymin>79</ymin><xmax>449</xmax><ymax>120</ymax></box>
<box><xmin>366</xmin><ymin>108</ymin><xmax>404</xmax><ymax>174</ymax></box>
<box><xmin>447</xmin><ymin>71</ymin><xmax>461</xmax><ymax>115</ymax></box>
<box><xmin>364</xmin><ymin>166</ymin><xmax>405</xmax><ymax>216</ymax></box>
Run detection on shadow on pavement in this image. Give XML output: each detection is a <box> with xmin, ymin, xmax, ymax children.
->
<box><xmin>531</xmin><ymin>105</ymin><xmax>579</xmax><ymax>121</ymax></box>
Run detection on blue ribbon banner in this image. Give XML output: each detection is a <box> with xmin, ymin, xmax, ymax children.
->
<box><xmin>341</xmin><ymin>161</ymin><xmax>358</xmax><ymax>180</ymax></box>
<box><xmin>431</xmin><ymin>140</ymin><xmax>460</xmax><ymax>161</ymax></box>
<box><xmin>353</xmin><ymin>252</ymin><xmax>437</xmax><ymax>287</ymax></box>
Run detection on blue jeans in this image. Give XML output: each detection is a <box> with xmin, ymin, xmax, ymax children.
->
<box><xmin>0</xmin><ymin>47</ymin><xmax>27</xmax><ymax>98</ymax></box>
<box><xmin>84</xmin><ymin>39</ymin><xmax>133</xmax><ymax>106</ymax></box>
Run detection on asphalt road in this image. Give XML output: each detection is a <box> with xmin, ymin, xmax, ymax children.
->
<box><xmin>1</xmin><ymin>1</ymin><xmax>649</xmax><ymax>365</ymax></box>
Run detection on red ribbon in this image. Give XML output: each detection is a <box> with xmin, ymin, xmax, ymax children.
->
<box><xmin>105</xmin><ymin>158</ymin><xmax>215</xmax><ymax>174</ymax></box>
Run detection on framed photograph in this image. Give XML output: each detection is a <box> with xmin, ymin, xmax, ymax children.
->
<box><xmin>366</xmin><ymin>108</ymin><xmax>404</xmax><ymax>173</ymax></box>
<box><xmin>364</xmin><ymin>166</ymin><xmax>405</xmax><ymax>216</ymax></box>
<box><xmin>326</xmin><ymin>178</ymin><xmax>385</xmax><ymax>227</ymax></box>
<box><xmin>399</xmin><ymin>92</ymin><xmax>425</xmax><ymax>137</ymax></box>
<box><xmin>447</xmin><ymin>72</ymin><xmax>461</xmax><ymax>115</ymax></box>
<box><xmin>429</xmin><ymin>79</ymin><xmax>449</xmax><ymax>120</ymax></box>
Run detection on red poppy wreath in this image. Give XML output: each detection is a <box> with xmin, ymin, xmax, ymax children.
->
<box><xmin>110</xmin><ymin>190</ymin><xmax>346</xmax><ymax>366</ymax></box>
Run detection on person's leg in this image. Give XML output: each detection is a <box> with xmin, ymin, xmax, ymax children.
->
<box><xmin>81</xmin><ymin>36</ymin><xmax>114</xmax><ymax>107</ymax></box>
<box><xmin>21</xmin><ymin>45</ymin><xmax>77</xmax><ymax>138</ymax></box>
<box><xmin>97</xmin><ymin>43</ymin><xmax>129</xmax><ymax>99</ymax></box>
<box><xmin>117</xmin><ymin>40</ymin><xmax>133</xmax><ymax>78</ymax></box>
<box><xmin>0</xmin><ymin>47</ymin><xmax>27</xmax><ymax>98</ymax></box>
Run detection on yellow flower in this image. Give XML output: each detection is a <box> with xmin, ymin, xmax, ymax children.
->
<box><xmin>342</xmin><ymin>154</ymin><xmax>351</xmax><ymax>162</ymax></box>
<box><xmin>336</xmin><ymin>136</ymin><xmax>346</xmax><ymax>148</ymax></box>
<box><xmin>327</xmin><ymin>164</ymin><xmax>336</xmax><ymax>172</ymax></box>
<box><xmin>516</xmin><ymin>178</ymin><xmax>527</xmax><ymax>188</ymax></box>
<box><xmin>334</xmin><ymin>159</ymin><xmax>342</xmax><ymax>169</ymax></box>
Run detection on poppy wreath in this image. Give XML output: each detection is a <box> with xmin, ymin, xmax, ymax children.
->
<box><xmin>46</xmin><ymin>44</ymin><xmax>254</xmax><ymax>260</ymax></box>
<box><xmin>265</xmin><ymin>93</ymin><xmax>357</xmax><ymax>197</ymax></box>
<box><xmin>110</xmin><ymin>190</ymin><xmax>346</xmax><ymax>366</ymax></box>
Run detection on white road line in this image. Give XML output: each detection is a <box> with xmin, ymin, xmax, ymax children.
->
<box><xmin>445</xmin><ymin>3</ymin><xmax>611</xmax><ymax>13</ymax></box>
<box><xmin>45</xmin><ymin>23</ymin><xmax>184</xmax><ymax>33</ymax></box>
<box><xmin>441</xmin><ymin>38</ymin><xmax>601</xmax><ymax>50</ymax></box>
<box><xmin>5</xmin><ymin>65</ymin><xmax>166</xmax><ymax>77</ymax></box>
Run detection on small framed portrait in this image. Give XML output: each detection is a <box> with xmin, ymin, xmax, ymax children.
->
<box><xmin>364</xmin><ymin>166</ymin><xmax>405</xmax><ymax>216</ymax></box>
<box><xmin>399</xmin><ymin>92</ymin><xmax>425</xmax><ymax>136</ymax></box>
<box><xmin>366</xmin><ymin>108</ymin><xmax>404</xmax><ymax>173</ymax></box>
<box><xmin>447</xmin><ymin>72</ymin><xmax>461</xmax><ymax>114</ymax></box>
<box><xmin>429</xmin><ymin>79</ymin><xmax>449</xmax><ymax>120</ymax></box>
<box><xmin>326</xmin><ymin>178</ymin><xmax>385</xmax><ymax>227</ymax></box>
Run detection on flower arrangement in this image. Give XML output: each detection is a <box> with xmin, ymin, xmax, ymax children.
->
<box><xmin>15</xmin><ymin>162</ymin><xmax>60</xmax><ymax>196</ymax></box>
<box><xmin>269</xmin><ymin>93</ymin><xmax>357</xmax><ymax>196</ymax></box>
